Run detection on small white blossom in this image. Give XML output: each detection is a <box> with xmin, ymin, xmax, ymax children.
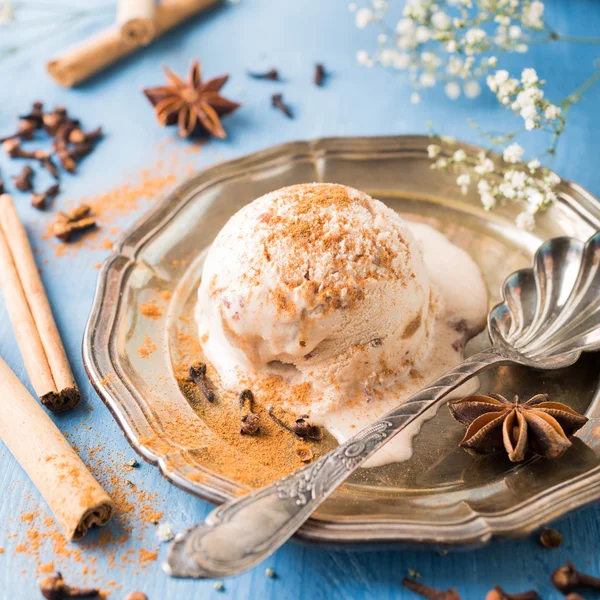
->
<box><xmin>356</xmin><ymin>50</ymin><xmax>372</xmax><ymax>66</ymax></box>
<box><xmin>477</xmin><ymin>179</ymin><xmax>491</xmax><ymax>193</ymax></box>
<box><xmin>544</xmin><ymin>104</ymin><xmax>561</xmax><ymax>120</ymax></box>
<box><xmin>464</xmin><ymin>28</ymin><xmax>486</xmax><ymax>46</ymax></box>
<box><xmin>522</xmin><ymin>0</ymin><xmax>545</xmax><ymax>29</ymax></box>
<box><xmin>453</xmin><ymin>149</ymin><xmax>467</xmax><ymax>162</ymax></box>
<box><xmin>427</xmin><ymin>144</ymin><xmax>442</xmax><ymax>158</ymax></box>
<box><xmin>527</xmin><ymin>159</ymin><xmax>541</xmax><ymax>171</ymax></box>
<box><xmin>432</xmin><ymin>11</ymin><xmax>451</xmax><ymax>30</ymax></box>
<box><xmin>516</xmin><ymin>211</ymin><xmax>536</xmax><ymax>231</ymax></box>
<box><xmin>499</xmin><ymin>181</ymin><xmax>517</xmax><ymax>199</ymax></box>
<box><xmin>355</xmin><ymin>7</ymin><xmax>373</xmax><ymax>29</ymax></box>
<box><xmin>525</xmin><ymin>118</ymin><xmax>535</xmax><ymax>131</ymax></box>
<box><xmin>503</xmin><ymin>143</ymin><xmax>525</xmax><ymax>164</ymax></box>
<box><xmin>544</xmin><ymin>171</ymin><xmax>561</xmax><ymax>186</ymax></box>
<box><xmin>480</xmin><ymin>192</ymin><xmax>496</xmax><ymax>210</ymax></box>
<box><xmin>434</xmin><ymin>157</ymin><xmax>448</xmax><ymax>168</ymax></box>
<box><xmin>420</xmin><ymin>72</ymin><xmax>436</xmax><ymax>87</ymax></box>
<box><xmin>411</xmin><ymin>91</ymin><xmax>421</xmax><ymax>104</ymax></box>
<box><xmin>521</xmin><ymin>68</ymin><xmax>538</xmax><ymax>87</ymax></box>
<box><xmin>457</xmin><ymin>173</ymin><xmax>471</xmax><ymax>194</ymax></box>
<box><xmin>464</xmin><ymin>80</ymin><xmax>481</xmax><ymax>99</ymax></box>
<box><xmin>0</xmin><ymin>0</ymin><xmax>13</xmax><ymax>24</ymax></box>
<box><xmin>445</xmin><ymin>82</ymin><xmax>461</xmax><ymax>100</ymax></box>
<box><xmin>509</xmin><ymin>25</ymin><xmax>522</xmax><ymax>39</ymax></box>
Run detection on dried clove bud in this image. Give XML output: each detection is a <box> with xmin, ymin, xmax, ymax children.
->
<box><xmin>20</xmin><ymin>101</ymin><xmax>44</xmax><ymax>129</ymax></box>
<box><xmin>39</xmin><ymin>571</ymin><xmax>100</xmax><ymax>599</ymax></box>
<box><xmin>552</xmin><ymin>563</ymin><xmax>600</xmax><ymax>594</ymax></box>
<box><xmin>43</xmin><ymin>106</ymin><xmax>68</xmax><ymax>136</ymax></box>
<box><xmin>267</xmin><ymin>407</ymin><xmax>322</xmax><ymax>440</ymax></box>
<box><xmin>239</xmin><ymin>389</ymin><xmax>260</xmax><ymax>435</ymax></box>
<box><xmin>31</xmin><ymin>183</ymin><xmax>60</xmax><ymax>210</ymax></box>
<box><xmin>68</xmin><ymin>126</ymin><xmax>103</xmax><ymax>145</ymax></box>
<box><xmin>313</xmin><ymin>63</ymin><xmax>326</xmax><ymax>86</ymax></box>
<box><xmin>41</xmin><ymin>156</ymin><xmax>60</xmax><ymax>179</ymax></box>
<box><xmin>485</xmin><ymin>585</ymin><xmax>539</xmax><ymax>600</ymax></box>
<box><xmin>565</xmin><ymin>594</ymin><xmax>585</xmax><ymax>600</ymax></box>
<box><xmin>52</xmin><ymin>204</ymin><xmax>96</xmax><ymax>242</ymax></box>
<box><xmin>13</xmin><ymin>165</ymin><xmax>34</xmax><ymax>191</ymax></box>
<box><xmin>296</xmin><ymin>447</ymin><xmax>313</xmax><ymax>462</ymax></box>
<box><xmin>2</xmin><ymin>139</ymin><xmax>49</xmax><ymax>160</ymax></box>
<box><xmin>0</xmin><ymin>119</ymin><xmax>37</xmax><ymax>143</ymax></box>
<box><xmin>53</xmin><ymin>119</ymin><xmax>80</xmax><ymax>154</ymax></box>
<box><xmin>539</xmin><ymin>528</ymin><xmax>563</xmax><ymax>549</ymax></box>
<box><xmin>402</xmin><ymin>577</ymin><xmax>461</xmax><ymax>599</ymax></box>
<box><xmin>248</xmin><ymin>68</ymin><xmax>279</xmax><ymax>81</ymax></box>
<box><xmin>125</xmin><ymin>593</ymin><xmax>148</xmax><ymax>600</ymax></box>
<box><xmin>271</xmin><ymin>93</ymin><xmax>293</xmax><ymax>118</ymax></box>
<box><xmin>189</xmin><ymin>362</ymin><xmax>215</xmax><ymax>402</ymax></box>
<box><xmin>58</xmin><ymin>142</ymin><xmax>93</xmax><ymax>174</ymax></box>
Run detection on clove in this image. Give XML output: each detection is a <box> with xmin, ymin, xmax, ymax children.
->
<box><xmin>552</xmin><ymin>563</ymin><xmax>600</xmax><ymax>594</ymax></box>
<box><xmin>125</xmin><ymin>593</ymin><xmax>148</xmax><ymax>600</ymax></box>
<box><xmin>13</xmin><ymin>165</ymin><xmax>34</xmax><ymax>191</ymax></box>
<box><xmin>239</xmin><ymin>389</ymin><xmax>260</xmax><ymax>435</ymax></box>
<box><xmin>68</xmin><ymin>126</ymin><xmax>103</xmax><ymax>145</ymax></box>
<box><xmin>0</xmin><ymin>118</ymin><xmax>37</xmax><ymax>143</ymax></box>
<box><xmin>31</xmin><ymin>183</ymin><xmax>60</xmax><ymax>210</ymax></box>
<box><xmin>41</xmin><ymin>156</ymin><xmax>60</xmax><ymax>179</ymax></box>
<box><xmin>43</xmin><ymin>106</ymin><xmax>68</xmax><ymax>136</ymax></box>
<box><xmin>271</xmin><ymin>93</ymin><xmax>293</xmax><ymax>118</ymax></box>
<box><xmin>248</xmin><ymin>68</ymin><xmax>279</xmax><ymax>81</ymax></box>
<box><xmin>52</xmin><ymin>204</ymin><xmax>96</xmax><ymax>242</ymax></box>
<box><xmin>402</xmin><ymin>577</ymin><xmax>461</xmax><ymax>600</ymax></box>
<box><xmin>313</xmin><ymin>63</ymin><xmax>326</xmax><ymax>86</ymax></box>
<box><xmin>58</xmin><ymin>142</ymin><xmax>93</xmax><ymax>173</ymax></box>
<box><xmin>485</xmin><ymin>586</ymin><xmax>539</xmax><ymax>600</ymax></box>
<box><xmin>19</xmin><ymin>101</ymin><xmax>45</xmax><ymax>129</ymax></box>
<box><xmin>2</xmin><ymin>139</ymin><xmax>49</xmax><ymax>160</ymax></box>
<box><xmin>189</xmin><ymin>362</ymin><xmax>215</xmax><ymax>402</ymax></box>
<box><xmin>296</xmin><ymin>447</ymin><xmax>313</xmax><ymax>462</ymax></box>
<box><xmin>539</xmin><ymin>528</ymin><xmax>563</xmax><ymax>549</ymax></box>
<box><xmin>39</xmin><ymin>572</ymin><xmax>100</xmax><ymax>599</ymax></box>
<box><xmin>267</xmin><ymin>407</ymin><xmax>322</xmax><ymax>440</ymax></box>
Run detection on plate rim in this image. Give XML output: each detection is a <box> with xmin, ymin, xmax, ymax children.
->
<box><xmin>83</xmin><ymin>134</ymin><xmax>600</xmax><ymax>548</ymax></box>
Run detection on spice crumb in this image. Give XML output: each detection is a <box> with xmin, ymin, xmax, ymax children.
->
<box><xmin>265</xmin><ymin>566</ymin><xmax>276</xmax><ymax>578</ymax></box>
<box><xmin>157</xmin><ymin>523</ymin><xmax>174</xmax><ymax>543</ymax></box>
<box><xmin>540</xmin><ymin>528</ymin><xmax>563</xmax><ymax>549</ymax></box>
<box><xmin>213</xmin><ymin>580</ymin><xmax>225</xmax><ymax>591</ymax></box>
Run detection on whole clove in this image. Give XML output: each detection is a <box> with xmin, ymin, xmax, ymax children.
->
<box><xmin>125</xmin><ymin>593</ymin><xmax>148</xmax><ymax>600</ymax></box>
<box><xmin>271</xmin><ymin>93</ymin><xmax>293</xmax><ymax>118</ymax></box>
<box><xmin>2</xmin><ymin>139</ymin><xmax>49</xmax><ymax>160</ymax></box>
<box><xmin>52</xmin><ymin>204</ymin><xmax>96</xmax><ymax>242</ymax></box>
<box><xmin>239</xmin><ymin>389</ymin><xmax>260</xmax><ymax>435</ymax></box>
<box><xmin>58</xmin><ymin>142</ymin><xmax>94</xmax><ymax>173</ymax></box>
<box><xmin>248</xmin><ymin>68</ymin><xmax>279</xmax><ymax>81</ymax></box>
<box><xmin>43</xmin><ymin>106</ymin><xmax>68</xmax><ymax>136</ymax></box>
<box><xmin>53</xmin><ymin>120</ymin><xmax>80</xmax><ymax>154</ymax></box>
<box><xmin>552</xmin><ymin>563</ymin><xmax>600</xmax><ymax>594</ymax></box>
<box><xmin>485</xmin><ymin>586</ymin><xmax>538</xmax><ymax>600</ymax></box>
<box><xmin>267</xmin><ymin>406</ymin><xmax>322</xmax><ymax>440</ymax></box>
<box><xmin>565</xmin><ymin>594</ymin><xmax>585</xmax><ymax>600</ymax></box>
<box><xmin>189</xmin><ymin>362</ymin><xmax>215</xmax><ymax>402</ymax></box>
<box><xmin>68</xmin><ymin>126</ymin><xmax>103</xmax><ymax>145</ymax></box>
<box><xmin>39</xmin><ymin>572</ymin><xmax>100</xmax><ymax>599</ymax></box>
<box><xmin>296</xmin><ymin>447</ymin><xmax>313</xmax><ymax>462</ymax></box>
<box><xmin>539</xmin><ymin>528</ymin><xmax>563</xmax><ymax>549</ymax></box>
<box><xmin>41</xmin><ymin>156</ymin><xmax>60</xmax><ymax>179</ymax></box>
<box><xmin>0</xmin><ymin>119</ymin><xmax>37</xmax><ymax>143</ymax></box>
<box><xmin>13</xmin><ymin>165</ymin><xmax>34</xmax><ymax>191</ymax></box>
<box><xmin>402</xmin><ymin>577</ymin><xmax>461</xmax><ymax>600</ymax></box>
<box><xmin>31</xmin><ymin>183</ymin><xmax>60</xmax><ymax>210</ymax></box>
<box><xmin>20</xmin><ymin>101</ymin><xmax>45</xmax><ymax>129</ymax></box>
<box><xmin>313</xmin><ymin>63</ymin><xmax>326</xmax><ymax>86</ymax></box>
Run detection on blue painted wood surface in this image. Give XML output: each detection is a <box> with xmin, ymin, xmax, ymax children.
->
<box><xmin>1</xmin><ymin>1</ymin><xmax>600</xmax><ymax>598</ymax></box>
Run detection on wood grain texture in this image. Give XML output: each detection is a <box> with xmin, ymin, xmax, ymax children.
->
<box><xmin>0</xmin><ymin>0</ymin><xmax>599</xmax><ymax>598</ymax></box>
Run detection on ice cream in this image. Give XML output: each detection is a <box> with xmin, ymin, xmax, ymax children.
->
<box><xmin>195</xmin><ymin>183</ymin><xmax>488</xmax><ymax>465</ymax></box>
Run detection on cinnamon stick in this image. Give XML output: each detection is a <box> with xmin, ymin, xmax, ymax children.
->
<box><xmin>47</xmin><ymin>0</ymin><xmax>222</xmax><ymax>87</ymax></box>
<box><xmin>117</xmin><ymin>0</ymin><xmax>156</xmax><ymax>46</ymax></box>
<box><xmin>0</xmin><ymin>194</ymin><xmax>80</xmax><ymax>411</ymax></box>
<box><xmin>0</xmin><ymin>357</ymin><xmax>114</xmax><ymax>541</ymax></box>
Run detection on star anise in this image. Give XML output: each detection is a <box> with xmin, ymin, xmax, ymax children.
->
<box><xmin>448</xmin><ymin>393</ymin><xmax>588</xmax><ymax>462</ymax></box>
<box><xmin>142</xmin><ymin>60</ymin><xmax>240</xmax><ymax>139</ymax></box>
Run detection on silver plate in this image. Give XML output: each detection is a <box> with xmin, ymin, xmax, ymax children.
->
<box><xmin>83</xmin><ymin>135</ymin><xmax>600</xmax><ymax>548</ymax></box>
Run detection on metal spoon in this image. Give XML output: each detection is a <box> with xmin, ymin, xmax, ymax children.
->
<box><xmin>166</xmin><ymin>232</ymin><xmax>600</xmax><ymax>579</ymax></box>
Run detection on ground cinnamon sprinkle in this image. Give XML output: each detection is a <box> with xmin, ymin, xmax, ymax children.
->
<box><xmin>138</xmin><ymin>337</ymin><xmax>157</xmax><ymax>358</ymax></box>
<box><xmin>139</xmin><ymin>301</ymin><xmax>162</xmax><ymax>320</ymax></box>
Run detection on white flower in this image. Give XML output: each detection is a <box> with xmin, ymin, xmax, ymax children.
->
<box><xmin>480</xmin><ymin>191</ymin><xmax>495</xmax><ymax>210</ymax></box>
<box><xmin>396</xmin><ymin>18</ymin><xmax>415</xmax><ymax>35</ymax></box>
<box><xmin>348</xmin><ymin>2</ymin><xmax>357</xmax><ymax>11</ymax></box>
<box><xmin>464</xmin><ymin>80</ymin><xmax>481</xmax><ymax>99</ymax></box>
<box><xmin>393</xmin><ymin>53</ymin><xmax>410</xmax><ymax>69</ymax></box>
<box><xmin>434</xmin><ymin>157</ymin><xmax>448</xmax><ymax>168</ymax></box>
<box><xmin>427</xmin><ymin>144</ymin><xmax>442</xmax><ymax>158</ymax></box>
<box><xmin>509</xmin><ymin>25</ymin><xmax>522</xmax><ymax>39</ymax></box>
<box><xmin>544</xmin><ymin>104</ymin><xmax>561</xmax><ymax>120</ymax></box>
<box><xmin>453</xmin><ymin>149</ymin><xmax>467</xmax><ymax>162</ymax></box>
<box><xmin>445</xmin><ymin>82</ymin><xmax>461</xmax><ymax>100</ymax></box>
<box><xmin>0</xmin><ymin>0</ymin><xmax>13</xmax><ymax>24</ymax></box>
<box><xmin>527</xmin><ymin>159</ymin><xmax>541</xmax><ymax>171</ymax></box>
<box><xmin>355</xmin><ymin>7</ymin><xmax>373</xmax><ymax>29</ymax></box>
<box><xmin>499</xmin><ymin>181</ymin><xmax>516</xmax><ymax>199</ymax></box>
<box><xmin>544</xmin><ymin>171</ymin><xmax>561</xmax><ymax>186</ymax></box>
<box><xmin>457</xmin><ymin>173</ymin><xmax>471</xmax><ymax>194</ymax></box>
<box><xmin>475</xmin><ymin>157</ymin><xmax>494</xmax><ymax>175</ymax></box>
<box><xmin>509</xmin><ymin>170</ymin><xmax>527</xmax><ymax>189</ymax></box>
<box><xmin>516</xmin><ymin>211</ymin><xmax>536</xmax><ymax>231</ymax></box>
<box><xmin>411</xmin><ymin>91</ymin><xmax>421</xmax><ymax>104</ymax></box>
<box><xmin>416</xmin><ymin>26</ymin><xmax>431</xmax><ymax>43</ymax></box>
<box><xmin>525</xmin><ymin>118</ymin><xmax>535</xmax><ymax>131</ymax></box>
<box><xmin>432</xmin><ymin>11</ymin><xmax>451</xmax><ymax>30</ymax></box>
<box><xmin>477</xmin><ymin>179</ymin><xmax>491</xmax><ymax>193</ymax></box>
<box><xmin>522</xmin><ymin>0</ymin><xmax>545</xmax><ymax>29</ymax></box>
<box><xmin>503</xmin><ymin>143</ymin><xmax>525</xmax><ymax>164</ymax></box>
<box><xmin>464</xmin><ymin>28</ymin><xmax>486</xmax><ymax>46</ymax></box>
<box><xmin>521</xmin><ymin>68</ymin><xmax>538</xmax><ymax>87</ymax></box>
<box><xmin>488</xmin><ymin>56</ymin><xmax>498</xmax><ymax>68</ymax></box>
<box><xmin>356</xmin><ymin>50</ymin><xmax>371</xmax><ymax>66</ymax></box>
<box><xmin>420</xmin><ymin>72</ymin><xmax>436</xmax><ymax>87</ymax></box>
<box><xmin>446</xmin><ymin>40</ymin><xmax>458</xmax><ymax>53</ymax></box>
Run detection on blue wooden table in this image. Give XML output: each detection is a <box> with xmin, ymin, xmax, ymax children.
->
<box><xmin>1</xmin><ymin>1</ymin><xmax>600</xmax><ymax>598</ymax></box>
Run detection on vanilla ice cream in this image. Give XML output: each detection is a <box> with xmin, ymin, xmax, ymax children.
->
<box><xmin>195</xmin><ymin>183</ymin><xmax>488</xmax><ymax>465</ymax></box>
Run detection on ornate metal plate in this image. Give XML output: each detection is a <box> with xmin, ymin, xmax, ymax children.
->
<box><xmin>83</xmin><ymin>135</ymin><xmax>600</xmax><ymax>548</ymax></box>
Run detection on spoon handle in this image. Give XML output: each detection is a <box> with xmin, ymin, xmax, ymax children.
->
<box><xmin>166</xmin><ymin>347</ymin><xmax>507</xmax><ymax>579</ymax></box>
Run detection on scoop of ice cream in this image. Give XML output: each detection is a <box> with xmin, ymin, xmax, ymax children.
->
<box><xmin>196</xmin><ymin>183</ymin><xmax>442</xmax><ymax>405</ymax></box>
